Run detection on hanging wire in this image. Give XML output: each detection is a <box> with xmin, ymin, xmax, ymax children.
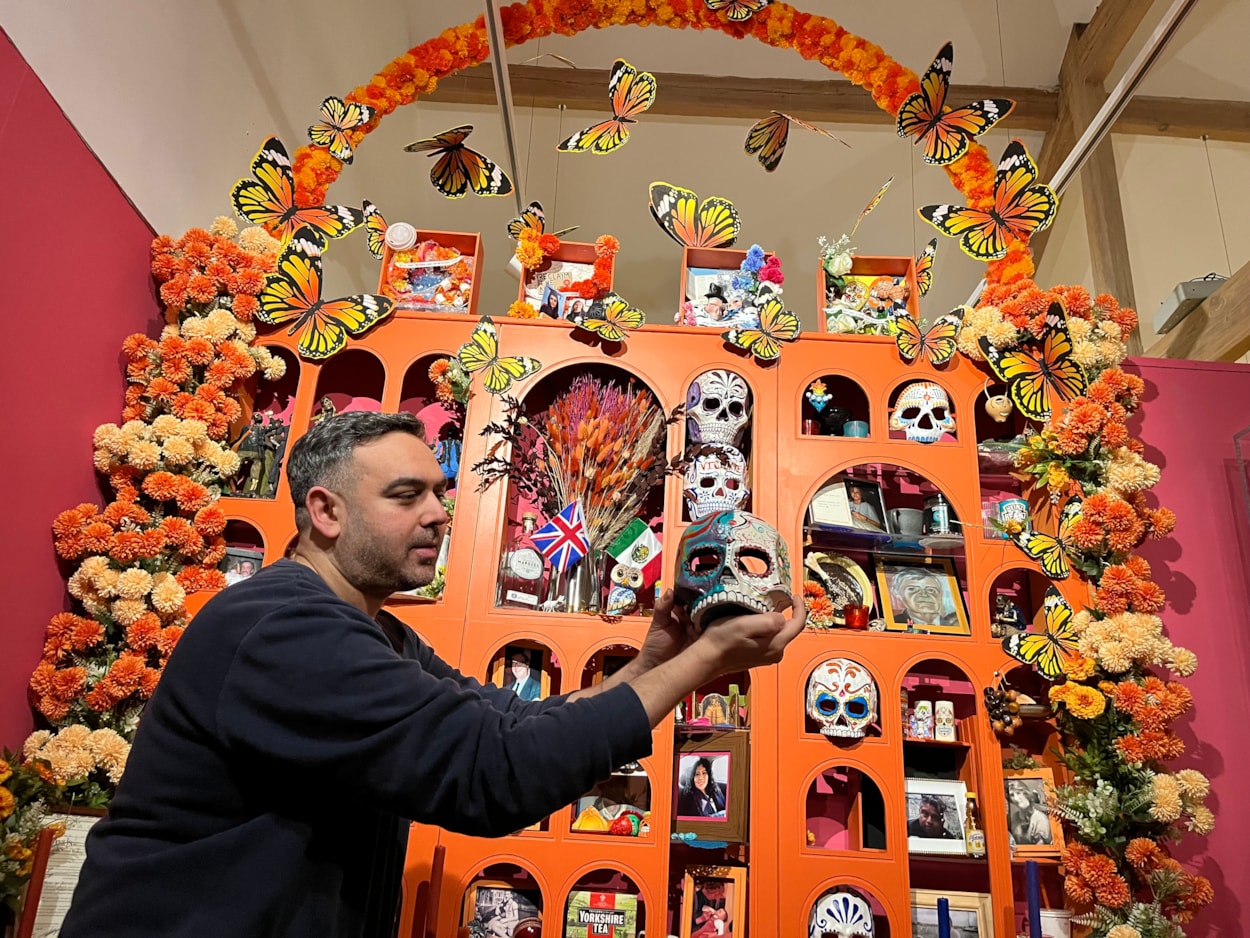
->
<box><xmin>553</xmin><ymin>104</ymin><xmax>567</xmax><ymax>227</ymax></box>
<box><xmin>522</xmin><ymin>39</ymin><xmax>540</xmax><ymax>192</ymax></box>
<box><xmin>993</xmin><ymin>0</ymin><xmax>1007</xmax><ymax>85</ymax></box>
<box><xmin>1201</xmin><ymin>134</ymin><xmax>1234</xmax><ymax>276</ymax></box>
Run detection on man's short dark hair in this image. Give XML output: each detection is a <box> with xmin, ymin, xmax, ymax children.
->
<box><xmin>920</xmin><ymin>794</ymin><xmax>947</xmax><ymax>816</ymax></box>
<box><xmin>287</xmin><ymin>411</ymin><xmax>426</xmax><ymax>532</ymax></box>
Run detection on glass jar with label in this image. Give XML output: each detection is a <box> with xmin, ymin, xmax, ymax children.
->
<box><xmin>923</xmin><ymin>492</ymin><xmax>955</xmax><ymax>535</ymax></box>
<box><xmin>497</xmin><ymin>512</ymin><xmax>549</xmax><ymax>609</ymax></box>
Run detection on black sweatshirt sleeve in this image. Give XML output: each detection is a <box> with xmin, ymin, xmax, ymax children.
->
<box><xmin>215</xmin><ymin>586</ymin><xmax>653</xmax><ymax>837</ymax></box>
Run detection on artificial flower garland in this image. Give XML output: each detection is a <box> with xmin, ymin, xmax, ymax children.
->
<box><xmin>511</xmin><ymin>232</ymin><xmax>620</xmax><ymax>316</ymax></box>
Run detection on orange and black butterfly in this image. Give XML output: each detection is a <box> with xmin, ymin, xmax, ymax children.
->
<box><xmin>704</xmin><ymin>0</ymin><xmax>771</xmax><ymax>21</ymax></box>
<box><xmin>257</xmin><ymin>228</ymin><xmax>394</xmax><ymax>360</ymax></box>
<box><xmin>648</xmin><ymin>182</ymin><xmax>740</xmax><ymax>249</ymax></box>
<box><xmin>743</xmin><ymin>111</ymin><xmax>849</xmax><ymax>172</ymax></box>
<box><xmin>557</xmin><ymin>59</ymin><xmax>656</xmax><ymax>155</ymax></box>
<box><xmin>307</xmin><ymin>96</ymin><xmax>375</xmax><ymax>164</ymax></box>
<box><xmin>724</xmin><ymin>296</ymin><xmax>801</xmax><ymax>361</ymax></box>
<box><xmin>1015</xmin><ymin>496</ymin><xmax>1083</xmax><ymax>580</ymax></box>
<box><xmin>573</xmin><ymin>293</ymin><xmax>646</xmax><ymax>344</ymax></box>
<box><xmin>505</xmin><ymin>201</ymin><xmax>579</xmax><ymax>240</ymax></box>
<box><xmin>919</xmin><ymin>139</ymin><xmax>1058</xmax><ymax>260</ymax></box>
<box><xmin>897</xmin><ymin>42</ymin><xmax>1015</xmax><ymax>166</ymax></box>
<box><xmin>403</xmin><ymin>125</ymin><xmax>513</xmax><ymax>199</ymax></box>
<box><xmin>979</xmin><ymin>304</ymin><xmax>1087</xmax><ymax>421</ymax></box>
<box><xmin>362</xmin><ymin>201</ymin><xmax>387</xmax><ymax>259</ymax></box>
<box><xmin>892</xmin><ymin>307</ymin><xmax>963</xmax><ymax>366</ymax></box>
<box><xmin>914</xmin><ymin>238</ymin><xmax>937</xmax><ymax>296</ymax></box>
<box><xmin>231</xmin><ymin>137</ymin><xmax>364</xmax><ymax>246</ymax></box>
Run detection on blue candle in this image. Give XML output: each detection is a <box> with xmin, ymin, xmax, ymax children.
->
<box><xmin>937</xmin><ymin>897</ymin><xmax>951</xmax><ymax>938</ymax></box>
<box><xmin>1027</xmin><ymin>859</ymin><xmax>1043</xmax><ymax>937</ymax></box>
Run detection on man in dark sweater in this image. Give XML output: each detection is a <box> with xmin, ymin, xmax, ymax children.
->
<box><xmin>61</xmin><ymin>411</ymin><xmax>805</xmax><ymax>937</ymax></box>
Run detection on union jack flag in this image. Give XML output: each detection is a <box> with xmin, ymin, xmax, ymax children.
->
<box><xmin>531</xmin><ymin>501</ymin><xmax>590</xmax><ymax>571</ymax></box>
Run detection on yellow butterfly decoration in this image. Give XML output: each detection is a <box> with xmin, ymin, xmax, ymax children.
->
<box><xmin>456</xmin><ymin>317</ymin><xmax>543</xmax><ymax>395</ymax></box>
<box><xmin>1014</xmin><ymin>496</ymin><xmax>1083</xmax><ymax>580</ymax></box>
<box><xmin>723</xmin><ymin>296</ymin><xmax>800</xmax><ymax>362</ymax></box>
<box><xmin>257</xmin><ymin>228</ymin><xmax>393</xmax><ymax>360</ymax></box>
<box><xmin>307</xmin><ymin>96</ymin><xmax>375</xmax><ymax>164</ymax></box>
<box><xmin>892</xmin><ymin>307</ymin><xmax>964</xmax><ymax>367</ymax></box>
<box><xmin>572</xmin><ymin>293</ymin><xmax>645</xmax><ymax>344</ymax></box>
<box><xmin>1002</xmin><ymin>586</ymin><xmax>1080</xmax><ymax>681</ymax></box>
<box><xmin>362</xmin><ymin>200</ymin><xmax>387</xmax><ymax>259</ymax></box>
<box><xmin>915</xmin><ymin>238</ymin><xmax>937</xmax><ymax>297</ymax></box>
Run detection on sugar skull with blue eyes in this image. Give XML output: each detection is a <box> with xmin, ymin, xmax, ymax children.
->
<box><xmin>674</xmin><ymin>510</ymin><xmax>791</xmax><ymax>630</ymax></box>
<box><xmin>806</xmin><ymin>658</ymin><xmax>878</xmax><ymax>738</ymax></box>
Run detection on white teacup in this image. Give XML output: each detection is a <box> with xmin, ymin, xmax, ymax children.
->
<box><xmin>888</xmin><ymin>507</ymin><xmax>924</xmax><ymax>535</ymax></box>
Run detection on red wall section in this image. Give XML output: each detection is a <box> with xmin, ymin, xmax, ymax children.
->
<box><xmin>1128</xmin><ymin>357</ymin><xmax>1250</xmax><ymax>937</ymax></box>
<box><xmin>0</xmin><ymin>29</ymin><xmax>159</xmax><ymax>748</ymax></box>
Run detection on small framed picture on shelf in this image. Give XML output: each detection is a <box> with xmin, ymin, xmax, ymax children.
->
<box><xmin>874</xmin><ymin>554</ymin><xmax>970</xmax><ymax>636</ymax></box>
<box><xmin>538</xmin><ymin>283</ymin><xmax>568</xmax><ymax>319</ymax></box>
<box><xmin>590</xmin><ymin>647</ymin><xmax>638</xmax><ymax>687</ymax></box>
<box><xmin>905</xmin><ymin>777</ymin><xmax>968</xmax><ymax>856</ymax></box>
<box><xmin>221</xmin><ymin>547</ymin><xmax>264</xmax><ymax>586</ymax></box>
<box><xmin>1004</xmin><ymin>767</ymin><xmax>1065</xmax><ymax>856</ymax></box>
<box><xmin>910</xmin><ymin>889</ymin><xmax>992</xmax><ymax>937</ymax></box>
<box><xmin>679</xmin><ymin>865</ymin><xmax>747</xmax><ymax>938</ymax></box>
<box><xmin>564</xmin><ymin>889</ymin><xmax>640</xmax><ymax>938</ymax></box>
<box><xmin>674</xmin><ymin>730</ymin><xmax>749</xmax><ymax>843</ymax></box>
<box><xmin>461</xmin><ymin>880</ymin><xmax>542</xmax><ymax>936</ymax></box>
<box><xmin>491</xmin><ymin>645</ymin><xmax>551</xmax><ymax>702</ymax></box>
<box><xmin>843</xmin><ymin>477</ymin><xmax>887</xmax><ymax>533</ymax></box>
<box><xmin>698</xmin><ymin>692</ymin><xmax>734</xmax><ymax>727</ymax></box>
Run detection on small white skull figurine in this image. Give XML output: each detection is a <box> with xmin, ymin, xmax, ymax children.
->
<box><xmin>889</xmin><ymin>380</ymin><xmax>956</xmax><ymax>444</ymax></box>
<box><xmin>809</xmin><ymin>890</ymin><xmax>875</xmax><ymax>938</ymax></box>
<box><xmin>806</xmin><ymin>658</ymin><xmax>878</xmax><ymax>739</ymax></box>
<box><xmin>674</xmin><ymin>510</ymin><xmax>791</xmax><ymax>629</ymax></box>
<box><xmin>687</xmin><ymin>370</ymin><xmax>751</xmax><ymax>447</ymax></box>
<box><xmin>683</xmin><ymin>446</ymin><xmax>750</xmax><ymax>520</ymax></box>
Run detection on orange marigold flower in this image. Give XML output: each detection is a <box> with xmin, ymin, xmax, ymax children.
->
<box><xmin>1122</xmin><ymin>554</ymin><xmax>1151</xmax><ymax>578</ymax></box>
<box><xmin>1116</xmin><ymin>733</ymin><xmax>1146</xmax><ymax>763</ymax></box>
<box><xmin>1112</xmin><ymin>681</ymin><xmax>1145</xmax><ymax>713</ymax></box>
<box><xmin>52</xmin><ymin>503</ymin><xmax>98</xmax><ymax>538</ymax></box>
<box><xmin>1187</xmin><ymin>874</ymin><xmax>1214</xmax><ymax>907</ymax></box>
<box><xmin>156</xmin><ymin>626</ymin><xmax>185</xmax><ymax>657</ymax></box>
<box><xmin>81</xmin><ymin>521</ymin><xmax>116</xmax><ymax>554</ymax></box>
<box><xmin>121</xmin><ymin>334</ymin><xmax>158</xmax><ymax>362</ymax></box>
<box><xmin>1148</xmin><ymin>507</ymin><xmax>1176</xmax><ymax>538</ymax></box>
<box><xmin>232</xmin><ymin>293</ymin><xmax>260</xmax><ymax>320</ymax></box>
<box><xmin>174</xmin><ymin>479</ymin><xmax>212</xmax><ymax>513</ymax></box>
<box><xmin>29</xmin><ymin>661</ymin><xmax>57</xmax><ymax>697</ymax></box>
<box><xmin>1132</xmin><ymin>580</ymin><xmax>1166</xmax><ymax>613</ymax></box>
<box><xmin>506</xmin><ymin>300</ymin><xmax>540</xmax><ymax>319</ymax></box>
<box><xmin>39</xmin><ymin>695</ymin><xmax>71</xmax><ymax>722</ymax></box>
<box><xmin>107</xmin><ymin>653</ymin><xmax>148</xmax><ymax>694</ymax></box>
<box><xmin>159</xmin><ymin>516</ymin><xmax>197</xmax><ymax>548</ymax></box>
<box><xmin>1106</xmin><ymin>527</ymin><xmax>1143</xmax><ymax>554</ymax></box>
<box><xmin>139</xmin><ymin>530</ymin><xmax>167</xmax><ymax>556</ymax></box>
<box><xmin>102</xmin><ymin>501</ymin><xmax>150</xmax><ymax>527</ymax></box>
<box><xmin>1125</xmin><ymin>837</ymin><xmax>1166</xmax><ymax>872</ymax></box>
<box><xmin>139</xmin><ymin>667</ymin><xmax>163</xmax><ymax>698</ymax></box>
<box><xmin>184</xmin><ymin>337</ymin><xmax>216</xmax><ymax>366</ymax></box>
<box><xmin>186</xmin><ymin>274</ymin><xmax>218</xmax><ymax>304</ymax></box>
<box><xmin>1063</xmin><ymin>872</ymin><xmax>1094</xmax><ymax>906</ymax></box>
<box><xmin>193</xmin><ymin>505</ymin><xmax>228</xmax><ymax>537</ymax></box>
<box><xmin>126</xmin><ymin>614</ymin><xmax>163</xmax><ymax>652</ymax></box>
<box><xmin>1099</xmin><ymin>565</ymin><xmax>1138</xmax><ymax>596</ymax></box>
<box><xmin>85</xmin><ymin>684</ymin><xmax>120</xmax><ymax>712</ymax></box>
<box><xmin>1068</xmin><ymin>518</ymin><xmax>1105</xmax><ymax>550</ymax></box>
<box><xmin>428</xmin><ymin>359</ymin><xmax>450</xmax><ymax>382</ymax></box>
<box><xmin>71</xmin><ymin>618</ymin><xmax>106</xmax><ymax>650</ymax></box>
<box><xmin>802</xmin><ymin>580</ymin><xmax>828</xmax><ymax>599</ymax></box>
<box><xmin>808</xmin><ymin>596</ymin><xmax>836</xmax><ymax>621</ymax></box>
<box><xmin>594</xmin><ymin>234</ymin><xmax>620</xmax><ymax>257</ymax></box>
<box><xmin>108</xmin><ymin>530</ymin><xmax>147</xmax><ymax>563</ymax></box>
<box><xmin>538</xmin><ymin>233</ymin><xmax>561</xmax><ymax>255</ymax></box>
<box><xmin>162</xmin><ymin>359</ymin><xmax>194</xmax><ymax>385</ymax></box>
<box><xmin>50</xmin><ymin>666</ymin><xmax>88</xmax><ymax>700</ymax></box>
<box><xmin>231</xmin><ymin>268</ymin><xmax>266</xmax><ymax>295</ymax></box>
<box><xmin>160</xmin><ymin>278</ymin><xmax>188</xmax><ymax>308</ymax></box>
<box><xmin>143</xmin><ymin>471</ymin><xmax>182</xmax><ymax>501</ymax></box>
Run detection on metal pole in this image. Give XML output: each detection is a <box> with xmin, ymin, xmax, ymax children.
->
<box><xmin>483</xmin><ymin>0</ymin><xmax>526</xmax><ymax>214</ymax></box>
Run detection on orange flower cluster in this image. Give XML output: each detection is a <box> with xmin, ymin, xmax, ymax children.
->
<box><xmin>1109</xmin><ymin>676</ymin><xmax>1193</xmax><ymax>732</ymax></box>
<box><xmin>1071</xmin><ymin>492</ymin><xmax>1174</xmax><ymax>558</ymax></box>
<box><xmin>1122</xmin><ymin>840</ymin><xmax>1215</xmax><ymax>924</ymax></box>
<box><xmin>123</xmin><ymin>329</ymin><xmax>257</xmax><ymax>433</ymax></box>
<box><xmin>506</xmin><ymin>300</ymin><xmax>542</xmax><ymax>320</ymax></box>
<box><xmin>150</xmin><ymin>227</ymin><xmax>275</xmax><ymax>318</ymax></box>
<box><xmin>1062</xmin><ymin>843</ymin><xmax>1131</xmax><ymax>908</ymax></box>
<box><xmin>565</xmin><ymin>235</ymin><xmax>620</xmax><ymax>299</ymax></box>
<box><xmin>1094</xmin><ymin>555</ymin><xmax>1167</xmax><ymax>615</ymax></box>
<box><xmin>802</xmin><ymin>579</ymin><xmax>835</xmax><ymax>627</ymax></box>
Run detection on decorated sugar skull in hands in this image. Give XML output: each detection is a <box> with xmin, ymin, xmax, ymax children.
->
<box><xmin>674</xmin><ymin>510</ymin><xmax>791</xmax><ymax>629</ymax></box>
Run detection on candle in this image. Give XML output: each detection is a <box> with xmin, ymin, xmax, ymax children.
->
<box><xmin>937</xmin><ymin>897</ymin><xmax>951</xmax><ymax>938</ymax></box>
<box><xmin>1026</xmin><ymin>859</ymin><xmax>1042</xmax><ymax>938</ymax></box>
<box><xmin>844</xmin><ymin>603</ymin><xmax>870</xmax><ymax>630</ymax></box>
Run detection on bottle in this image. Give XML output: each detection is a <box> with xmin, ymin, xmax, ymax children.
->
<box><xmin>964</xmin><ymin>791</ymin><xmax>987</xmax><ymax>858</ymax></box>
<box><xmin>497</xmin><ymin>512</ymin><xmax>549</xmax><ymax>609</ymax></box>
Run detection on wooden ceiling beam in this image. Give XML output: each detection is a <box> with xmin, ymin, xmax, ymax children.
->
<box><xmin>1144</xmin><ymin>260</ymin><xmax>1250</xmax><ymax>361</ymax></box>
<box><xmin>1076</xmin><ymin>0</ymin><xmax>1159</xmax><ymax>84</ymax></box>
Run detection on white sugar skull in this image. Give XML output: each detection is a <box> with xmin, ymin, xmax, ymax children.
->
<box><xmin>674</xmin><ymin>510</ymin><xmax>792</xmax><ymax>629</ymax></box>
<box><xmin>684</xmin><ymin>446</ymin><xmax>750</xmax><ymax>520</ymax></box>
<box><xmin>687</xmin><ymin>370</ymin><xmax>751</xmax><ymax>447</ymax></box>
<box><xmin>809</xmin><ymin>890</ymin><xmax>875</xmax><ymax>938</ymax></box>
<box><xmin>806</xmin><ymin>658</ymin><xmax>878</xmax><ymax>738</ymax></box>
<box><xmin>889</xmin><ymin>381</ymin><xmax>955</xmax><ymax>444</ymax></box>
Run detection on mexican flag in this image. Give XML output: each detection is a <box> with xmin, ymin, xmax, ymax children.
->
<box><xmin>606</xmin><ymin>518</ymin><xmax>663</xmax><ymax>588</ymax></box>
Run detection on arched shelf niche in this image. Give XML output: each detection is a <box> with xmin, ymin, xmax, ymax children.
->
<box><xmin>459</xmin><ymin>861</ymin><xmax>544</xmax><ymax>937</ymax></box>
<box><xmin>799</xmin><ymin>372</ymin><xmax>872</xmax><ymax>438</ymax></box>
<box><xmin>312</xmin><ymin>347</ymin><xmax>385</xmax><ymax>415</ymax></box>
<box><xmin>804</xmin><ymin>764</ymin><xmax>887</xmax><ymax>852</ymax></box>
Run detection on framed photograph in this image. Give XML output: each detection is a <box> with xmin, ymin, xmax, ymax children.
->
<box><xmin>875</xmin><ymin>554</ymin><xmax>970</xmax><ymax>636</ymax></box>
<box><xmin>462</xmin><ymin>880</ymin><xmax>542</xmax><ymax>936</ymax></box>
<box><xmin>540</xmin><ymin>282</ymin><xmax>568</xmax><ymax>319</ymax></box>
<box><xmin>674</xmin><ymin>730</ymin><xmax>749</xmax><ymax>843</ymax></box>
<box><xmin>221</xmin><ymin>546</ymin><xmax>264</xmax><ymax>586</ymax></box>
<box><xmin>905</xmin><ymin>777</ymin><xmax>968</xmax><ymax>856</ymax></box>
<box><xmin>1004</xmin><ymin>768</ymin><xmax>1065</xmax><ymax>856</ymax></box>
<box><xmin>590</xmin><ymin>647</ymin><xmax>638</xmax><ymax>687</ymax></box>
<box><xmin>680</xmin><ymin>865</ymin><xmax>747</xmax><ymax>938</ymax></box>
<box><xmin>491</xmin><ymin>645</ymin><xmax>551</xmax><ymax>701</ymax></box>
<box><xmin>843</xmin><ymin>477</ymin><xmax>887</xmax><ymax>533</ymax></box>
<box><xmin>804</xmin><ymin>551</ymin><xmax>875</xmax><ymax>625</ymax></box>
<box><xmin>564</xmin><ymin>889</ymin><xmax>639</xmax><ymax>938</ymax></box>
<box><xmin>910</xmin><ymin>889</ymin><xmax>993</xmax><ymax>938</ymax></box>
<box><xmin>565</xmin><ymin>296</ymin><xmax>591</xmax><ymax>320</ymax></box>
<box><xmin>698</xmin><ymin>693</ymin><xmax>734</xmax><ymax>727</ymax></box>
<box><xmin>807</xmin><ymin>480</ymin><xmax>853</xmax><ymax>528</ymax></box>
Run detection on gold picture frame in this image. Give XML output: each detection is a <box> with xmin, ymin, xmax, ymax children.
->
<box><xmin>874</xmin><ymin>553</ymin><xmax>970</xmax><ymax>636</ymax></box>
<box><xmin>490</xmin><ymin>643</ymin><xmax>553</xmax><ymax>701</ymax></box>
<box><xmin>910</xmin><ymin>889</ymin><xmax>993</xmax><ymax>938</ymax></box>
<box><xmin>1004</xmin><ymin>767</ymin><xmax>1066</xmax><ymax>857</ymax></box>
<box><xmin>805</xmin><ymin>551</ymin><xmax>875</xmax><ymax>625</ymax></box>
<box><xmin>461</xmin><ymin>879</ymin><xmax>542</xmax><ymax>934</ymax></box>
<box><xmin>680</xmin><ymin>865</ymin><xmax>747</xmax><ymax>938</ymax></box>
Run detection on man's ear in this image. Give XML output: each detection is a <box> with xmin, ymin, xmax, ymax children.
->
<box><xmin>305</xmin><ymin>486</ymin><xmax>344</xmax><ymax>540</ymax></box>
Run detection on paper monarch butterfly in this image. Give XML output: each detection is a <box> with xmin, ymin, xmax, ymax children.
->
<box><xmin>256</xmin><ymin>228</ymin><xmax>394</xmax><ymax>361</ymax></box>
<box><xmin>892</xmin><ymin>307</ymin><xmax>964</xmax><ymax>367</ymax></box>
<box><xmin>456</xmin><ymin>317</ymin><xmax>543</xmax><ymax>395</ymax></box>
<box><xmin>307</xmin><ymin>96</ymin><xmax>375</xmax><ymax>164</ymax></box>
<box><xmin>979</xmin><ymin>303</ymin><xmax>1088</xmax><ymax>422</ymax></box>
<box><xmin>231</xmin><ymin>136</ymin><xmax>364</xmax><ymax>247</ymax></box>
<box><xmin>919</xmin><ymin>139</ymin><xmax>1058</xmax><ymax>261</ymax></box>
<box><xmin>743</xmin><ymin>110</ymin><xmax>849</xmax><ymax>173</ymax></box>
<box><xmin>505</xmin><ymin>201</ymin><xmax>579</xmax><ymax>241</ymax></box>
<box><xmin>1015</xmin><ymin>495</ymin><xmax>1083</xmax><ymax>581</ymax></box>
<box><xmin>572</xmin><ymin>292</ymin><xmax>646</xmax><ymax>343</ymax></box>
<box><xmin>914</xmin><ymin>238</ymin><xmax>937</xmax><ymax>297</ymax></box>
<box><xmin>648</xmin><ymin>182</ymin><xmax>741</xmax><ymax>249</ymax></box>
<box><xmin>850</xmin><ymin>176</ymin><xmax>893</xmax><ymax>238</ymax></box>
<box><xmin>723</xmin><ymin>296</ymin><xmax>801</xmax><ymax>361</ymax></box>
<box><xmin>704</xmin><ymin>0</ymin><xmax>771</xmax><ymax>21</ymax></box>
<box><xmin>557</xmin><ymin>59</ymin><xmax>657</xmax><ymax>155</ymax></box>
<box><xmin>896</xmin><ymin>41</ymin><xmax>1015</xmax><ymax>166</ymax></box>
<box><xmin>1002</xmin><ymin>586</ymin><xmax>1080</xmax><ymax>681</ymax></box>
<box><xmin>362</xmin><ymin>201</ymin><xmax>387</xmax><ymax>259</ymax></box>
<box><xmin>403</xmin><ymin>125</ymin><xmax>514</xmax><ymax>199</ymax></box>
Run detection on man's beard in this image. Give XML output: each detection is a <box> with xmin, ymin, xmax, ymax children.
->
<box><xmin>338</xmin><ymin>529</ymin><xmax>439</xmax><ymax>596</ymax></box>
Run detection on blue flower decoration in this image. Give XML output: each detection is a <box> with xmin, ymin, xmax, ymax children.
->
<box><xmin>741</xmin><ymin>244</ymin><xmax>765</xmax><ymax>274</ymax></box>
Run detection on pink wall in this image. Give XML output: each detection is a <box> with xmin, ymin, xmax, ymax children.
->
<box><xmin>0</xmin><ymin>29</ymin><xmax>159</xmax><ymax>748</ymax></box>
<box><xmin>1127</xmin><ymin>357</ymin><xmax>1250</xmax><ymax>937</ymax></box>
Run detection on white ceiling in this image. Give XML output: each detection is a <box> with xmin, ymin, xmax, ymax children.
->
<box><xmin>2</xmin><ymin>0</ymin><xmax>1247</xmax><ymax>330</ymax></box>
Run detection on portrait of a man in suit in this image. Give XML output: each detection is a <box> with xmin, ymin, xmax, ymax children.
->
<box><xmin>505</xmin><ymin>647</ymin><xmax>543</xmax><ymax>701</ymax></box>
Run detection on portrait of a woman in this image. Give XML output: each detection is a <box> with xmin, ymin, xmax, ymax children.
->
<box><xmin>676</xmin><ymin>755</ymin><xmax>728</xmax><ymax>819</ymax></box>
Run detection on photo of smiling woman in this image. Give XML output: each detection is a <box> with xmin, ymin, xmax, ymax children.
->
<box><xmin>675</xmin><ymin>753</ymin><xmax>729</xmax><ymax>820</ymax></box>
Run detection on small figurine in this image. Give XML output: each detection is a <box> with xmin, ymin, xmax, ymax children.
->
<box><xmin>605</xmin><ymin>564</ymin><xmax>642</xmax><ymax>616</ymax></box>
<box><xmin>310</xmin><ymin>396</ymin><xmax>337</xmax><ymax>425</ymax></box>
<box><xmin>433</xmin><ymin>437</ymin><xmax>461</xmax><ymax>482</ymax></box>
<box><xmin>992</xmin><ymin>594</ymin><xmax>1028</xmax><ymax>639</ymax></box>
<box><xmin>232</xmin><ymin>412</ymin><xmax>266</xmax><ymax>495</ymax></box>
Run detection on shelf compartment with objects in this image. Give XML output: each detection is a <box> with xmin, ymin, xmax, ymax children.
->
<box><xmin>376</xmin><ymin>229</ymin><xmax>482</xmax><ymax>318</ymax></box>
<box><xmin>677</xmin><ymin>245</ymin><xmax>775</xmax><ymax>330</ymax></box>
<box><xmin>818</xmin><ymin>255</ymin><xmax>919</xmax><ymax>334</ymax></box>
<box><xmin>515</xmin><ymin>240</ymin><xmax>614</xmax><ymax>320</ymax></box>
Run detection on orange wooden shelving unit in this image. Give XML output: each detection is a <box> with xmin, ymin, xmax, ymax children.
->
<box><xmin>215</xmin><ymin>245</ymin><xmax>1080</xmax><ymax>938</ymax></box>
